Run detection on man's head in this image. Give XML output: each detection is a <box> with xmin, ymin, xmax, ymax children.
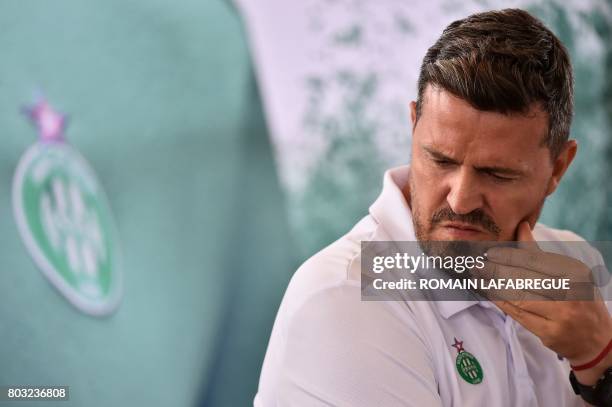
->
<box><xmin>408</xmin><ymin>8</ymin><xmax>577</xmax><ymax>244</ymax></box>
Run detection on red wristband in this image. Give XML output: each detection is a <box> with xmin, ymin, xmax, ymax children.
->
<box><xmin>570</xmin><ymin>338</ymin><xmax>612</xmax><ymax>371</ymax></box>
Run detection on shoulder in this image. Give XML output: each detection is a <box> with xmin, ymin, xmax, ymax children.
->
<box><xmin>255</xmin><ymin>216</ymin><xmax>440</xmax><ymax>406</ymax></box>
<box><xmin>279</xmin><ymin>215</ymin><xmax>378</xmax><ymax>319</ymax></box>
<box><xmin>278</xmin><ymin>211</ymin><xmax>437</xmax><ymax>346</ymax></box>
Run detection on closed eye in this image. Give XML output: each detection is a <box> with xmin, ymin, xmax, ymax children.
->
<box><xmin>487</xmin><ymin>171</ymin><xmax>516</xmax><ymax>182</ymax></box>
<box><xmin>433</xmin><ymin>158</ymin><xmax>456</xmax><ymax>167</ymax></box>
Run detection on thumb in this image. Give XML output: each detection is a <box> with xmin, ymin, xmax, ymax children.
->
<box><xmin>517</xmin><ymin>221</ymin><xmax>540</xmax><ymax>251</ymax></box>
<box><xmin>517</xmin><ymin>221</ymin><xmax>535</xmax><ymax>241</ymax></box>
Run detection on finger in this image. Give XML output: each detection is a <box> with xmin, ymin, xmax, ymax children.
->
<box><xmin>517</xmin><ymin>220</ymin><xmax>536</xmax><ymax>242</ymax></box>
<box><xmin>475</xmin><ymin>264</ymin><xmax>569</xmax><ymax>301</ymax></box>
<box><xmin>484</xmin><ymin>288</ymin><xmax>552</xmax><ymax>304</ymax></box>
<box><xmin>482</xmin><ymin>278</ymin><xmax>597</xmax><ymax>303</ymax></box>
<box><xmin>494</xmin><ymin>300</ymin><xmax>553</xmax><ymax>336</ymax></box>
<box><xmin>474</xmin><ymin>263</ymin><xmax>554</xmax><ymax>303</ymax></box>
<box><xmin>478</xmin><ymin>258</ymin><xmax>596</xmax><ymax>301</ymax></box>
<box><xmin>501</xmin><ymin>299</ymin><xmax>564</xmax><ymax>319</ymax></box>
<box><xmin>485</xmin><ymin>247</ymin><xmax>557</xmax><ymax>275</ymax></box>
<box><xmin>486</xmin><ymin>247</ymin><xmax>592</xmax><ymax>280</ymax></box>
<box><xmin>517</xmin><ymin>221</ymin><xmax>541</xmax><ymax>252</ymax></box>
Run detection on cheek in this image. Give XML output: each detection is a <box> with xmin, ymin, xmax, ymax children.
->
<box><xmin>412</xmin><ymin>163</ymin><xmax>447</xmax><ymax>211</ymax></box>
<box><xmin>412</xmin><ymin>154</ymin><xmax>444</xmax><ymax>190</ymax></box>
<box><xmin>487</xmin><ymin>185</ymin><xmax>546</xmax><ymax>236</ymax></box>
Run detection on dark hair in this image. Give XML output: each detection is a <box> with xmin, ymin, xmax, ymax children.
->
<box><xmin>416</xmin><ymin>8</ymin><xmax>573</xmax><ymax>157</ymax></box>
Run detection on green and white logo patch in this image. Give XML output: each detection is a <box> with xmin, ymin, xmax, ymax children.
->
<box><xmin>452</xmin><ymin>337</ymin><xmax>484</xmax><ymax>385</ymax></box>
<box><xmin>12</xmin><ymin>142</ymin><xmax>122</xmax><ymax>316</ymax></box>
<box><xmin>456</xmin><ymin>350</ymin><xmax>484</xmax><ymax>385</ymax></box>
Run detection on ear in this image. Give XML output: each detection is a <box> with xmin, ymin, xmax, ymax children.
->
<box><xmin>410</xmin><ymin>101</ymin><xmax>417</xmax><ymax>130</ymax></box>
<box><xmin>546</xmin><ymin>140</ymin><xmax>577</xmax><ymax>196</ymax></box>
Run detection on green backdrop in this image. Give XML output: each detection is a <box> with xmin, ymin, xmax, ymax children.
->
<box><xmin>1</xmin><ymin>1</ymin><xmax>610</xmax><ymax>406</ymax></box>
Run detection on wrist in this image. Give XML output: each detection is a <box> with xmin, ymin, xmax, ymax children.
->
<box><xmin>569</xmin><ymin>330</ymin><xmax>612</xmax><ymax>366</ymax></box>
<box><xmin>573</xmin><ymin>348</ymin><xmax>612</xmax><ymax>386</ymax></box>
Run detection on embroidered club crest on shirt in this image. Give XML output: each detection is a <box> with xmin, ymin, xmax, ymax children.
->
<box><xmin>452</xmin><ymin>337</ymin><xmax>484</xmax><ymax>385</ymax></box>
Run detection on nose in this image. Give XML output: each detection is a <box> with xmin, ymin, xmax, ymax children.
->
<box><xmin>446</xmin><ymin>168</ymin><xmax>484</xmax><ymax>215</ymax></box>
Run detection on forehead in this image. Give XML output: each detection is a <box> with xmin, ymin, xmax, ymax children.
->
<box><xmin>416</xmin><ymin>86</ymin><xmax>549</xmax><ymax>161</ymax></box>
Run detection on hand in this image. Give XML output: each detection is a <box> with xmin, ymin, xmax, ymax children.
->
<box><xmin>477</xmin><ymin>222</ymin><xmax>612</xmax><ymax>384</ymax></box>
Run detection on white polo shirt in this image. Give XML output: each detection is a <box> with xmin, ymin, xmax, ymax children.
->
<box><xmin>255</xmin><ymin>166</ymin><xmax>610</xmax><ymax>407</ymax></box>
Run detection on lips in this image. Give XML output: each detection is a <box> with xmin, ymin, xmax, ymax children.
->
<box><xmin>440</xmin><ymin>222</ymin><xmax>484</xmax><ymax>238</ymax></box>
<box><xmin>441</xmin><ymin>222</ymin><xmax>482</xmax><ymax>232</ymax></box>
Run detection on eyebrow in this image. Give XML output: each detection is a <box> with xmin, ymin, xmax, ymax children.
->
<box><xmin>422</xmin><ymin>145</ymin><xmax>525</xmax><ymax>176</ymax></box>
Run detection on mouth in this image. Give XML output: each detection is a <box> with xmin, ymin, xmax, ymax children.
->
<box><xmin>438</xmin><ymin>222</ymin><xmax>485</xmax><ymax>237</ymax></box>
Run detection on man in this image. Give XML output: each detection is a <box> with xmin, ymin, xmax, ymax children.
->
<box><xmin>255</xmin><ymin>9</ymin><xmax>612</xmax><ymax>406</ymax></box>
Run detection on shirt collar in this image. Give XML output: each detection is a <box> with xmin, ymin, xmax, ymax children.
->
<box><xmin>435</xmin><ymin>301</ymin><xmax>480</xmax><ymax>319</ymax></box>
<box><xmin>369</xmin><ymin>166</ymin><xmax>416</xmax><ymax>242</ymax></box>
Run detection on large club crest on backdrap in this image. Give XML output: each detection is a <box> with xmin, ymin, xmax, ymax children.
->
<box><xmin>12</xmin><ymin>97</ymin><xmax>122</xmax><ymax>316</ymax></box>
